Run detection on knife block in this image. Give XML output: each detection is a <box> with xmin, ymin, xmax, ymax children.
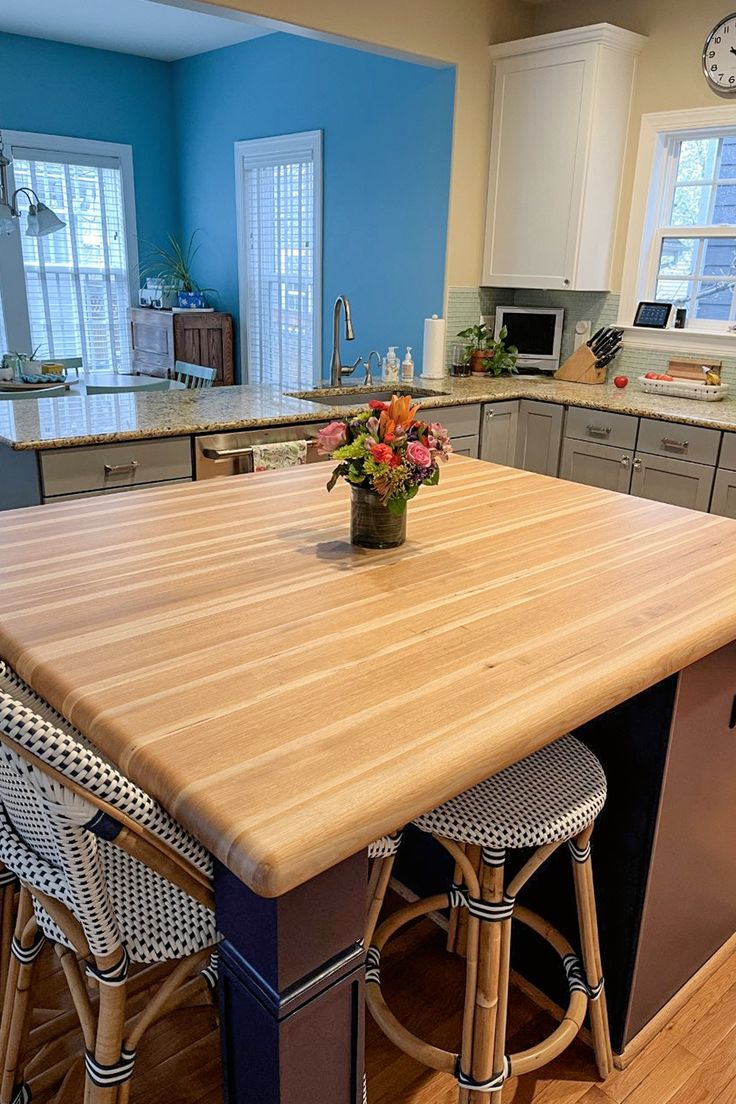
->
<box><xmin>554</xmin><ymin>345</ymin><xmax>606</xmax><ymax>385</ymax></box>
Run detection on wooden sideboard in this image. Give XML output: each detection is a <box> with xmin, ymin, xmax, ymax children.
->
<box><xmin>128</xmin><ymin>308</ymin><xmax>235</xmax><ymax>385</ymax></box>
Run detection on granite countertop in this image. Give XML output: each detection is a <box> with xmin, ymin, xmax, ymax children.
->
<box><xmin>3</xmin><ymin>375</ymin><xmax>736</xmax><ymax>451</ymax></box>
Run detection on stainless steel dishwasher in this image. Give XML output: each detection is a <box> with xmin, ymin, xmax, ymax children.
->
<box><xmin>194</xmin><ymin>423</ymin><xmax>329</xmax><ymax>479</ymax></box>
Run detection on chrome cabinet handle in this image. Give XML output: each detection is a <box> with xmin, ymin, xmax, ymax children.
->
<box><xmin>586</xmin><ymin>424</ymin><xmax>612</xmax><ymax>437</ymax></box>
<box><xmin>485</xmin><ymin>410</ymin><xmax>494</xmax><ymax>420</ymax></box>
<box><xmin>661</xmin><ymin>436</ymin><xmax>689</xmax><ymax>452</ymax></box>
<box><xmin>620</xmin><ymin>455</ymin><xmax>630</xmax><ymax>468</ymax></box>
<box><xmin>633</xmin><ymin>458</ymin><xmax>642</xmax><ymax>471</ymax></box>
<box><xmin>202</xmin><ymin>446</ymin><xmax>254</xmax><ymax>461</ymax></box>
<box><xmin>104</xmin><ymin>460</ymin><xmax>139</xmax><ymax>476</ymax></box>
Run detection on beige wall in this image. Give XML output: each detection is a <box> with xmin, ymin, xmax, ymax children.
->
<box><xmin>194</xmin><ymin>0</ymin><xmax>534</xmax><ymax>287</ymax></box>
<box><xmin>531</xmin><ymin>0</ymin><xmax>734</xmax><ymax>287</ymax></box>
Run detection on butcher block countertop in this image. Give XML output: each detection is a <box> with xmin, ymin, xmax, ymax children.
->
<box><xmin>1</xmin><ymin>457</ymin><xmax>736</xmax><ymax>897</ymax></box>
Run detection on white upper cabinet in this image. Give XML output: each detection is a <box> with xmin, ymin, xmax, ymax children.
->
<box><xmin>482</xmin><ymin>24</ymin><xmax>646</xmax><ymax>291</ymax></box>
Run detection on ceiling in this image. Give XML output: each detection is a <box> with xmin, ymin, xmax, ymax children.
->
<box><xmin>0</xmin><ymin>0</ymin><xmax>270</xmax><ymax>61</ymax></box>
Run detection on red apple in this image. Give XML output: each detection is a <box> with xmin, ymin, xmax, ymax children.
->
<box><xmin>614</xmin><ymin>375</ymin><xmax>629</xmax><ymax>389</ymax></box>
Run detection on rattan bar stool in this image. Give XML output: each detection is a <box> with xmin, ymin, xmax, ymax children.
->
<box><xmin>0</xmin><ymin>663</ymin><xmax>220</xmax><ymax>1104</ymax></box>
<box><xmin>366</xmin><ymin>734</ymin><xmax>612</xmax><ymax>1102</ymax></box>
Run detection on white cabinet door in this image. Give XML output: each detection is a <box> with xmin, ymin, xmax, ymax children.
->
<box><xmin>710</xmin><ymin>468</ymin><xmax>736</xmax><ymax>518</ymax></box>
<box><xmin>630</xmin><ymin>454</ymin><xmax>715</xmax><ymax>512</ymax></box>
<box><xmin>559</xmin><ymin>438</ymin><xmax>633</xmax><ymax>494</ymax></box>
<box><xmin>515</xmin><ymin>400</ymin><xmax>563</xmax><ymax>477</ymax></box>
<box><xmin>479</xmin><ymin>401</ymin><xmax>519</xmax><ymax>466</ymax></box>
<box><xmin>484</xmin><ymin>27</ymin><xmax>644</xmax><ymax>291</ymax></box>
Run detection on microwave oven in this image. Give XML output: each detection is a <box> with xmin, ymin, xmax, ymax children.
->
<box><xmin>494</xmin><ymin>306</ymin><xmax>564</xmax><ymax>373</ymax></box>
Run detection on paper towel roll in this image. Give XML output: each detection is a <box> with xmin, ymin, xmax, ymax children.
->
<box><xmin>422</xmin><ymin>315</ymin><xmax>446</xmax><ymax>379</ymax></box>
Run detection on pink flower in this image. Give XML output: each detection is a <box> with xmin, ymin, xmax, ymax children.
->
<box><xmin>406</xmin><ymin>441</ymin><xmax>432</xmax><ymax>468</ymax></box>
<box><xmin>316</xmin><ymin>420</ymin><xmax>347</xmax><ymax>455</ymax></box>
<box><xmin>370</xmin><ymin>443</ymin><xmax>394</xmax><ymax>465</ymax></box>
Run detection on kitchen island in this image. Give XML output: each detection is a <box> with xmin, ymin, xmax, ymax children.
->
<box><xmin>0</xmin><ymin>457</ymin><xmax>735</xmax><ymax>1101</ymax></box>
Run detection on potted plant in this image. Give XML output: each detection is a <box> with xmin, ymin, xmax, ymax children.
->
<box><xmin>141</xmin><ymin>231</ymin><xmax>214</xmax><ymax>309</ymax></box>
<box><xmin>316</xmin><ymin>394</ymin><xmax>453</xmax><ymax>548</ymax></box>
<box><xmin>456</xmin><ymin>323</ymin><xmax>518</xmax><ymax>377</ymax></box>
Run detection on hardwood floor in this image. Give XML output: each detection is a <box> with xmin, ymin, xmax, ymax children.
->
<box><xmin>18</xmin><ymin>915</ymin><xmax>736</xmax><ymax>1103</ymax></box>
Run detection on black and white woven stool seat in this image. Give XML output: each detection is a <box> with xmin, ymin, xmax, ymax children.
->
<box><xmin>368</xmin><ymin>832</ymin><xmax>403</xmax><ymax>860</ymax></box>
<box><xmin>413</xmin><ymin>734</ymin><xmax>606</xmax><ymax>850</ymax></box>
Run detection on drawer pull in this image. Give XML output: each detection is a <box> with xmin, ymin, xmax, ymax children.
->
<box><xmin>104</xmin><ymin>461</ymin><xmax>139</xmax><ymax>476</ymax></box>
<box><xmin>586</xmin><ymin>424</ymin><xmax>611</xmax><ymax>437</ymax></box>
<box><xmin>661</xmin><ymin>436</ymin><xmax>689</xmax><ymax>452</ymax></box>
<box><xmin>202</xmin><ymin>446</ymin><xmax>253</xmax><ymax>461</ymax></box>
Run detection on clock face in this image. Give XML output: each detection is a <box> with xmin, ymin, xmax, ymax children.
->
<box><xmin>703</xmin><ymin>14</ymin><xmax>736</xmax><ymax>91</ymax></box>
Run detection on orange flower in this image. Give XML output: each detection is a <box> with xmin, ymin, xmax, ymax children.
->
<box><xmin>388</xmin><ymin>394</ymin><xmax>419</xmax><ymax>428</ymax></box>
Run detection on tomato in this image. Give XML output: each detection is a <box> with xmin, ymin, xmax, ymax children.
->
<box><xmin>613</xmin><ymin>375</ymin><xmax>628</xmax><ymax>389</ymax></box>
<box><xmin>659</xmin><ymin>374</ymin><xmax>674</xmax><ymax>382</ymax></box>
<box><xmin>644</xmin><ymin>372</ymin><xmax>660</xmax><ymax>379</ymax></box>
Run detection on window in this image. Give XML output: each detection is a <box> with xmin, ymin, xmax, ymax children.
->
<box><xmin>234</xmin><ymin>131</ymin><xmax>322</xmax><ymax>389</ymax></box>
<box><xmin>0</xmin><ymin>133</ymin><xmax>138</xmax><ymax>370</ymax></box>
<box><xmin>622</xmin><ymin>107</ymin><xmax>736</xmax><ymax>343</ymax></box>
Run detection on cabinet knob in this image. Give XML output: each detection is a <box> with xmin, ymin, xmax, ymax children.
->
<box><xmin>485</xmin><ymin>410</ymin><xmax>494</xmax><ymax>420</ymax></box>
<box><xmin>620</xmin><ymin>455</ymin><xmax>630</xmax><ymax>468</ymax></box>
<box><xmin>563</xmin><ymin>278</ymin><xmax>571</xmax><ymax>287</ymax></box>
<box><xmin>633</xmin><ymin>458</ymin><xmax>643</xmax><ymax>471</ymax></box>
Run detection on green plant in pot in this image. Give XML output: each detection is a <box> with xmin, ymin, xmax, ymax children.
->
<box><xmin>456</xmin><ymin>323</ymin><xmax>518</xmax><ymax>377</ymax></box>
<box><xmin>140</xmin><ymin>230</ymin><xmax>215</xmax><ymax>310</ymax></box>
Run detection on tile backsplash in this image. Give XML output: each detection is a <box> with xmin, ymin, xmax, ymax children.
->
<box><xmin>445</xmin><ymin>286</ymin><xmax>736</xmax><ymax>384</ymax></box>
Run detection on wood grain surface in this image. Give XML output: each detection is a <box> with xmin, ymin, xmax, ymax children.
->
<box><xmin>1</xmin><ymin>457</ymin><xmax>736</xmax><ymax>897</ymax></box>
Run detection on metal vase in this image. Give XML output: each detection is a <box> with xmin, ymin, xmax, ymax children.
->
<box><xmin>350</xmin><ymin>486</ymin><xmax>406</xmax><ymax>549</ymax></box>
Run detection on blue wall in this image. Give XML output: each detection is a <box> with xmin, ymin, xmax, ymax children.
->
<box><xmin>0</xmin><ymin>32</ymin><xmax>179</xmax><ymax>259</ymax></box>
<box><xmin>173</xmin><ymin>34</ymin><xmax>454</xmax><ymax>381</ymax></box>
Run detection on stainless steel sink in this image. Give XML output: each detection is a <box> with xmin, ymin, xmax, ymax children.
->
<box><xmin>286</xmin><ymin>386</ymin><xmax>450</xmax><ymax>407</ymax></box>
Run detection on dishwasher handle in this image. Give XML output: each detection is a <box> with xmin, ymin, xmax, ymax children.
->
<box><xmin>201</xmin><ymin>445</ymin><xmax>254</xmax><ymax>461</ymax></box>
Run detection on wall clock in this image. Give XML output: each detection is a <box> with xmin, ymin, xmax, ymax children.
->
<box><xmin>703</xmin><ymin>14</ymin><xmax>736</xmax><ymax>91</ymax></box>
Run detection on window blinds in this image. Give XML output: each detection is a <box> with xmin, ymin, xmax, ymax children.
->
<box><xmin>238</xmin><ymin>134</ymin><xmax>321</xmax><ymax>389</ymax></box>
<box><xmin>12</xmin><ymin>152</ymin><xmax>131</xmax><ymax>370</ymax></box>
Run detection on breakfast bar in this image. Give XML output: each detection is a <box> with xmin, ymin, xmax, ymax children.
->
<box><xmin>0</xmin><ymin>456</ymin><xmax>735</xmax><ymax>1102</ymax></box>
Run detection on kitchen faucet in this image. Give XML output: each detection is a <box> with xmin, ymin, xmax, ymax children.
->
<box><xmin>329</xmin><ymin>295</ymin><xmax>362</xmax><ymax>387</ymax></box>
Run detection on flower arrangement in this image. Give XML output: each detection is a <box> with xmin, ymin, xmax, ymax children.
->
<box><xmin>316</xmin><ymin>394</ymin><xmax>453</xmax><ymax>515</ymax></box>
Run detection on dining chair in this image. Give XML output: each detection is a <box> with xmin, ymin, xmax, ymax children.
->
<box><xmin>174</xmin><ymin>361</ymin><xmax>216</xmax><ymax>389</ymax></box>
<box><xmin>0</xmin><ymin>662</ymin><xmax>219</xmax><ymax>1104</ymax></box>
<box><xmin>86</xmin><ymin>380</ymin><xmax>171</xmax><ymax>395</ymax></box>
<box><xmin>0</xmin><ymin>386</ymin><xmax>67</xmax><ymax>400</ymax></box>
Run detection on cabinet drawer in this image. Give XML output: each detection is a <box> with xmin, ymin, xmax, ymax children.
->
<box><xmin>41</xmin><ymin>438</ymin><xmax>192</xmax><ymax>498</ymax></box>
<box><xmin>637</xmin><ymin>418</ymin><xmax>720</xmax><ymax>466</ymax></box>
<box><xmin>719</xmin><ymin>431</ymin><xmax>736</xmax><ymax>471</ymax></box>
<box><xmin>565</xmin><ymin>406</ymin><xmax>638</xmax><ymax>450</ymax></box>
<box><xmin>426</xmin><ymin>405</ymin><xmax>481</xmax><ymax>438</ymax></box>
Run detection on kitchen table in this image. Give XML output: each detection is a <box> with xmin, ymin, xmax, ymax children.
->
<box><xmin>1</xmin><ymin>456</ymin><xmax>735</xmax><ymax>1101</ymax></box>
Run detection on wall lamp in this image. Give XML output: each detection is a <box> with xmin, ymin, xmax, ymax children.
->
<box><xmin>0</xmin><ymin>135</ymin><xmax>66</xmax><ymax>238</ymax></box>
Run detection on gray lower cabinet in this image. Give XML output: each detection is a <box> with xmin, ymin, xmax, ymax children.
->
<box><xmin>559</xmin><ymin>438</ymin><xmax>633</xmax><ymax>494</ymax></box>
<box><xmin>630</xmin><ymin>453</ymin><xmax>715</xmax><ymax>512</ymax></box>
<box><xmin>451</xmin><ymin>434</ymin><xmax>480</xmax><ymax>458</ymax></box>
<box><xmin>431</xmin><ymin>405</ymin><xmax>481</xmax><ymax>459</ymax></box>
<box><xmin>710</xmin><ymin>468</ymin><xmax>736</xmax><ymax>518</ymax></box>
<box><xmin>480</xmin><ymin>401</ymin><xmax>519</xmax><ymax>465</ymax></box>
<box><xmin>515</xmin><ymin>400</ymin><xmax>563</xmax><ymax>477</ymax></box>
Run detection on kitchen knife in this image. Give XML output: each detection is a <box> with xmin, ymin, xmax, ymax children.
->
<box><xmin>587</xmin><ymin>327</ymin><xmax>607</xmax><ymax>348</ymax></box>
<box><xmin>595</xmin><ymin>348</ymin><xmax>622</xmax><ymax>370</ymax></box>
<box><xmin>593</xmin><ymin>332</ymin><xmax>624</xmax><ymax>359</ymax></box>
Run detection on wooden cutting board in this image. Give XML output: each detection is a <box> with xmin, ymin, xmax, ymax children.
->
<box><xmin>667</xmin><ymin>357</ymin><xmax>722</xmax><ymax>382</ymax></box>
<box><xmin>0</xmin><ymin>379</ymin><xmax>72</xmax><ymax>392</ymax></box>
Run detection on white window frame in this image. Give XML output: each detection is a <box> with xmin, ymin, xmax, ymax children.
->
<box><xmin>620</xmin><ymin>106</ymin><xmax>736</xmax><ymax>355</ymax></box>
<box><xmin>0</xmin><ymin>130</ymin><xmax>139</xmax><ymax>356</ymax></box>
<box><xmin>234</xmin><ymin>130</ymin><xmax>322</xmax><ymax>386</ymax></box>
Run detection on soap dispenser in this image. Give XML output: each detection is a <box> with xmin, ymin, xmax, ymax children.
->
<box><xmin>383</xmin><ymin>347</ymin><xmax>400</xmax><ymax>384</ymax></box>
<box><xmin>400</xmin><ymin>347</ymin><xmax>414</xmax><ymax>383</ymax></box>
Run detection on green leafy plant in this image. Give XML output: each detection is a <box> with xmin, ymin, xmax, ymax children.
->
<box><xmin>456</xmin><ymin>323</ymin><xmax>518</xmax><ymax>376</ymax></box>
<box><xmin>140</xmin><ymin>230</ymin><xmax>214</xmax><ymax>296</ymax></box>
